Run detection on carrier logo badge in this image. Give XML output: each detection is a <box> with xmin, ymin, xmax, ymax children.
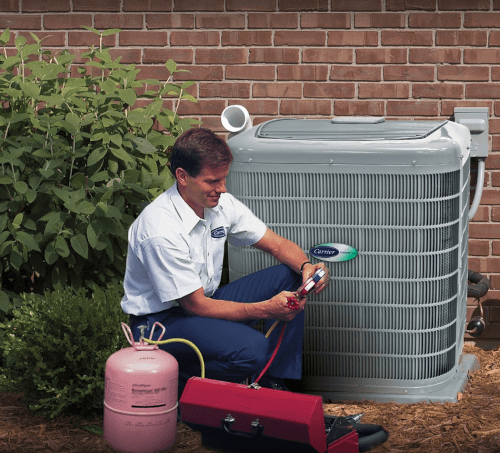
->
<box><xmin>310</xmin><ymin>243</ymin><xmax>358</xmax><ymax>262</ymax></box>
<box><xmin>211</xmin><ymin>226</ymin><xmax>226</xmax><ymax>239</ymax></box>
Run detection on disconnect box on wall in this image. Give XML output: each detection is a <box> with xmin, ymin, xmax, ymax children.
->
<box><xmin>454</xmin><ymin>107</ymin><xmax>489</xmax><ymax>159</ymax></box>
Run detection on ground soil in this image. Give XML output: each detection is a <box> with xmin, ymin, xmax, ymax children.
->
<box><xmin>1</xmin><ymin>343</ymin><xmax>500</xmax><ymax>453</ymax></box>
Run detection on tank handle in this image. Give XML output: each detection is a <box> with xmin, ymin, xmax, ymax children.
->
<box><xmin>150</xmin><ymin>322</ymin><xmax>166</xmax><ymax>342</ymax></box>
<box><xmin>121</xmin><ymin>322</ymin><xmax>136</xmax><ymax>347</ymax></box>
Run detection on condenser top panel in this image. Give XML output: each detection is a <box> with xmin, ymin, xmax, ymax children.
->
<box><xmin>227</xmin><ymin>117</ymin><xmax>471</xmax><ymax>168</ymax></box>
<box><xmin>257</xmin><ymin>118</ymin><xmax>447</xmax><ymax>141</ymax></box>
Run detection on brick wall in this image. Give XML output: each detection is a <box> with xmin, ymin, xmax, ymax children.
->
<box><xmin>0</xmin><ymin>0</ymin><xmax>499</xmax><ymax>338</ymax></box>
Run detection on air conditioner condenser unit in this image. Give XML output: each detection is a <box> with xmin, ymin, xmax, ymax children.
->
<box><xmin>224</xmin><ymin>107</ymin><xmax>488</xmax><ymax>403</ymax></box>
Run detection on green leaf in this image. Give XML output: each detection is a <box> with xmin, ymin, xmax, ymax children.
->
<box><xmin>101</xmin><ymin>28</ymin><xmax>122</xmax><ymax>37</ymax></box>
<box><xmin>76</xmin><ymin>201</ymin><xmax>96</xmax><ymax>215</ymax></box>
<box><xmin>20</xmin><ymin>82</ymin><xmax>40</xmax><ymax>98</ymax></box>
<box><xmin>140</xmin><ymin>166</ymin><xmax>152</xmax><ymax>189</ymax></box>
<box><xmin>51</xmin><ymin>263</ymin><xmax>67</xmax><ymax>291</ymax></box>
<box><xmin>44</xmin><ymin>241</ymin><xmax>59</xmax><ymax>265</ymax></box>
<box><xmin>131</xmin><ymin>137</ymin><xmax>157</xmax><ymax>155</ymax></box>
<box><xmin>81</xmin><ymin>26</ymin><xmax>100</xmax><ymax>35</ymax></box>
<box><xmin>87</xmin><ymin>147</ymin><xmax>107</xmax><ymax>167</ymax></box>
<box><xmin>44</xmin><ymin>212</ymin><xmax>66</xmax><ymax>236</ymax></box>
<box><xmin>70</xmin><ymin>173</ymin><xmax>86</xmax><ymax>189</ymax></box>
<box><xmin>119</xmin><ymin>88</ymin><xmax>137</xmax><ymax>106</ymax></box>
<box><xmin>0</xmin><ymin>29</ymin><xmax>10</xmax><ymax>46</ymax></box>
<box><xmin>0</xmin><ymin>290</ymin><xmax>11</xmax><ymax>314</ymax></box>
<box><xmin>12</xmin><ymin>213</ymin><xmax>23</xmax><ymax>229</ymax></box>
<box><xmin>165</xmin><ymin>59</ymin><xmax>177</xmax><ymax>74</ymax></box>
<box><xmin>13</xmin><ymin>181</ymin><xmax>28</xmax><ymax>194</ymax></box>
<box><xmin>0</xmin><ymin>176</ymin><xmax>14</xmax><ymax>185</ymax></box>
<box><xmin>55</xmin><ymin>235</ymin><xmax>70</xmax><ymax>257</ymax></box>
<box><xmin>15</xmin><ymin>231</ymin><xmax>41</xmax><ymax>252</ymax></box>
<box><xmin>0</xmin><ymin>230</ymin><xmax>10</xmax><ymax>246</ymax></box>
<box><xmin>70</xmin><ymin>234</ymin><xmax>88</xmax><ymax>259</ymax></box>
<box><xmin>109</xmin><ymin>147</ymin><xmax>133</xmax><ymax>163</ymax></box>
<box><xmin>25</xmin><ymin>189</ymin><xmax>37</xmax><ymax>203</ymax></box>
<box><xmin>52</xmin><ymin>187</ymin><xmax>71</xmax><ymax>203</ymax></box>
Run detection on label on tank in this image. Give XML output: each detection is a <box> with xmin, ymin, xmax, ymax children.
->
<box><xmin>105</xmin><ymin>377</ymin><xmax>127</xmax><ymax>409</ymax></box>
<box><xmin>130</xmin><ymin>383</ymin><xmax>168</xmax><ymax>408</ymax></box>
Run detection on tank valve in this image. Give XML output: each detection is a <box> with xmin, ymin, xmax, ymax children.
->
<box><xmin>466</xmin><ymin>300</ymin><xmax>485</xmax><ymax>337</ymax></box>
<box><xmin>138</xmin><ymin>325</ymin><xmax>148</xmax><ymax>341</ymax></box>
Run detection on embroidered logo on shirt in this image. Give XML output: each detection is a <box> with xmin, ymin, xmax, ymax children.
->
<box><xmin>211</xmin><ymin>226</ymin><xmax>226</xmax><ymax>238</ymax></box>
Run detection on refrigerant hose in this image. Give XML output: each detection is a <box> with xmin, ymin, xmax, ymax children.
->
<box><xmin>468</xmin><ymin>269</ymin><xmax>490</xmax><ymax>299</ymax></box>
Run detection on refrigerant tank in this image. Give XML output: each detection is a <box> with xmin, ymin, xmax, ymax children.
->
<box><xmin>104</xmin><ymin>323</ymin><xmax>179</xmax><ymax>453</ymax></box>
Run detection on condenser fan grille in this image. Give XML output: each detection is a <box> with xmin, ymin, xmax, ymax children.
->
<box><xmin>227</xmin><ymin>165</ymin><xmax>468</xmax><ymax>389</ymax></box>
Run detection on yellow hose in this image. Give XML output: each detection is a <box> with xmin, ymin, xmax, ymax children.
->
<box><xmin>144</xmin><ymin>338</ymin><xmax>206</xmax><ymax>379</ymax></box>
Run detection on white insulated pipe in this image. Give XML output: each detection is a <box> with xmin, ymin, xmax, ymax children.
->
<box><xmin>221</xmin><ymin>105</ymin><xmax>252</xmax><ymax>138</ymax></box>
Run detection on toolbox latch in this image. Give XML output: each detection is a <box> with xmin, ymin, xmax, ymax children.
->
<box><xmin>222</xmin><ymin>414</ymin><xmax>264</xmax><ymax>438</ymax></box>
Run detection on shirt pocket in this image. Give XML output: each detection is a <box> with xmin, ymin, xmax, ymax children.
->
<box><xmin>190</xmin><ymin>247</ymin><xmax>206</xmax><ymax>276</ymax></box>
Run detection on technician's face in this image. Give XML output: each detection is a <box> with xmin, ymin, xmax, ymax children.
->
<box><xmin>176</xmin><ymin>165</ymin><xmax>229</xmax><ymax>218</ymax></box>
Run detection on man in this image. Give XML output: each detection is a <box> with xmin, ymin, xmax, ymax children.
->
<box><xmin>121</xmin><ymin>127</ymin><xmax>329</xmax><ymax>391</ymax></box>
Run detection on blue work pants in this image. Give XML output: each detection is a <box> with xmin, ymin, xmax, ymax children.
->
<box><xmin>128</xmin><ymin>264</ymin><xmax>303</xmax><ymax>385</ymax></box>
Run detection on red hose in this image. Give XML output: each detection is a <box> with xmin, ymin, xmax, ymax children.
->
<box><xmin>253</xmin><ymin>322</ymin><xmax>287</xmax><ymax>385</ymax></box>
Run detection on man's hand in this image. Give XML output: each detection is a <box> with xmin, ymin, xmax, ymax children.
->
<box><xmin>265</xmin><ymin>291</ymin><xmax>306</xmax><ymax>322</ymax></box>
<box><xmin>301</xmin><ymin>262</ymin><xmax>330</xmax><ymax>295</ymax></box>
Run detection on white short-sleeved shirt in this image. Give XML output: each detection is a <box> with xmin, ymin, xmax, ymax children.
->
<box><xmin>121</xmin><ymin>183</ymin><xmax>267</xmax><ymax>316</ymax></box>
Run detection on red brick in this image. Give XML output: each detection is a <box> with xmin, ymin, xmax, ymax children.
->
<box><xmin>334</xmin><ymin>100</ymin><xmax>385</xmax><ymax>116</ymax></box>
<box><xmin>226</xmin><ymin>65</ymin><xmax>275</xmax><ymax>80</ymax></box>
<box><xmin>327</xmin><ymin>31</ymin><xmax>378</xmax><ymax>46</ymax></box>
<box><xmin>248</xmin><ymin>13</ymin><xmax>299</xmax><ymax>29</ymax></box>
<box><xmin>172</xmin><ymin>65</ymin><xmax>223</xmax><ymax>82</ymax></box>
<box><xmin>19</xmin><ymin>31</ymin><xmax>65</xmax><ymax>46</ymax></box>
<box><xmin>120</xmin><ymin>31</ymin><xmax>168</xmax><ymax>46</ymax></box>
<box><xmin>46</xmin><ymin>15</ymin><xmax>94</xmax><ymax>31</ymax></box>
<box><xmin>146</xmin><ymin>13</ymin><xmax>194</xmax><ymax>29</ymax></box>
<box><xmin>68</xmin><ymin>32</ymin><xmax>115</xmax><ymax>47</ymax></box>
<box><xmin>469</xmin><ymin>240</ymin><xmax>490</xmax><ymax>256</ymax></box>
<box><xmin>359</xmin><ymin>83</ymin><xmax>410</xmax><ymax>99</ymax></box>
<box><xmin>464</xmin><ymin>12</ymin><xmax>500</xmax><ymax>28</ymax></box>
<box><xmin>277</xmin><ymin>65</ymin><xmax>328</xmax><ymax>81</ymax></box>
<box><xmin>436</xmin><ymin>30</ymin><xmax>487</xmax><ymax>46</ymax></box>
<box><xmin>413</xmin><ymin>83</ymin><xmax>464</xmax><ymax>99</ymax></box>
<box><xmin>249</xmin><ymin>47</ymin><xmax>300</xmax><ymax>63</ymax></box>
<box><xmin>196</xmin><ymin>48</ymin><xmax>247</xmax><ymax>65</ymax></box>
<box><xmin>274</xmin><ymin>31</ymin><xmax>326</xmax><ymax>46</ymax></box>
<box><xmin>109</xmin><ymin>48</ymin><xmax>142</xmax><ymax>64</ymax></box>
<box><xmin>409</xmin><ymin>12</ymin><xmax>461</xmax><ymax>28</ymax></box>
<box><xmin>222</xmin><ymin>31</ymin><xmax>272</xmax><ymax>46</ymax></box>
<box><xmin>177</xmin><ymin>99</ymin><xmax>226</xmax><ymax>116</ymax></box>
<box><xmin>95</xmin><ymin>13</ymin><xmax>144</xmax><ymax>29</ymax></box>
<box><xmin>73</xmin><ymin>0</ymin><xmax>120</xmax><ymax>11</ymax></box>
<box><xmin>381</xmin><ymin>30</ymin><xmax>433</xmax><ymax>46</ymax></box>
<box><xmin>438</xmin><ymin>66</ymin><xmax>489</xmax><ymax>82</ymax></box>
<box><xmin>356</xmin><ymin>48</ymin><xmax>407</xmax><ymax>64</ymax></box>
<box><xmin>170</xmin><ymin>31</ymin><xmax>219</xmax><ymax>46</ymax></box>
<box><xmin>199</xmin><ymin>82</ymin><xmax>250</xmax><ymax>98</ymax></box>
<box><xmin>486</xmin><ymin>152</ymin><xmax>500</xmax><ymax>167</ymax></box>
<box><xmin>174</xmin><ymin>0</ymin><xmax>224</xmax><ymax>11</ymax></box>
<box><xmin>383</xmin><ymin>65</ymin><xmax>434</xmax><ymax>81</ymax></box>
<box><xmin>478</xmin><ymin>189</ymin><xmax>500</xmax><ymax>205</ymax></box>
<box><xmin>279</xmin><ymin>0</ymin><xmax>328</xmax><ymax>11</ymax></box>
<box><xmin>468</xmin><ymin>206</ymin><xmax>489</xmax><ymax>222</ymax></box>
<box><xmin>409</xmin><ymin>48</ymin><xmax>461</xmax><ymax>64</ymax></box>
<box><xmin>467</xmin><ymin>84</ymin><xmax>500</xmax><ymax>99</ymax></box>
<box><xmin>228</xmin><ymin>99</ymin><xmax>279</xmax><ymax>115</ymax></box>
<box><xmin>303</xmin><ymin>82</ymin><xmax>355</xmax><ymax>99</ymax></box>
<box><xmin>387</xmin><ymin>100</ymin><xmax>439</xmax><ymax>116</ymax></box>
<box><xmin>143</xmin><ymin>48</ymin><xmax>193</xmax><ymax>64</ymax></box>
<box><xmin>492</xmin><ymin>137</ymin><xmax>500</xmax><ymax>151</ymax></box>
<box><xmin>355</xmin><ymin>12</ymin><xmax>405</xmax><ymax>28</ymax></box>
<box><xmin>469</xmin><ymin>222</ymin><xmax>500</xmax><ymax>240</ymax></box>
<box><xmin>303</xmin><ymin>48</ymin><xmax>353</xmax><ymax>63</ymax></box>
<box><xmin>493</xmin><ymin>172</ymin><xmax>500</xmax><ymax>187</ymax></box>
<box><xmin>440</xmin><ymin>0</ymin><xmax>489</xmax><ymax>10</ymax></box>
<box><xmin>226</xmin><ymin>0</ymin><xmax>276</xmax><ymax>11</ymax></box>
<box><xmin>196</xmin><ymin>14</ymin><xmax>245</xmax><ymax>29</ymax></box>
<box><xmin>301</xmin><ymin>12</ymin><xmax>350</xmax><ymax>29</ymax></box>
<box><xmin>492</xmin><ymin>207</ymin><xmax>500</xmax><ymax>221</ymax></box>
<box><xmin>253</xmin><ymin>83</ymin><xmax>302</xmax><ymax>98</ymax></box>
<box><xmin>465</xmin><ymin>49</ymin><xmax>500</xmax><ymax>64</ymax></box>
<box><xmin>0</xmin><ymin>14</ymin><xmax>41</xmax><ymax>29</ymax></box>
<box><xmin>495</xmin><ymin>0</ymin><xmax>500</xmax><ymax>10</ymax></box>
<box><xmin>23</xmin><ymin>0</ymin><xmax>69</xmax><ymax>11</ymax></box>
<box><xmin>330</xmin><ymin>0</ymin><xmax>382</xmax><ymax>10</ymax></box>
<box><xmin>0</xmin><ymin>0</ymin><xmax>19</xmax><ymax>12</ymax></box>
<box><xmin>489</xmin><ymin>31</ymin><xmax>500</xmax><ymax>47</ymax></box>
<box><xmin>280</xmin><ymin>100</ymin><xmax>332</xmax><ymax>115</ymax></box>
<box><xmin>331</xmin><ymin>65</ymin><xmax>382</xmax><ymax>81</ymax></box>
<box><xmin>124</xmin><ymin>0</ymin><xmax>172</xmax><ymax>11</ymax></box>
<box><xmin>386</xmin><ymin>0</ymin><xmax>435</xmax><ymax>10</ymax></box>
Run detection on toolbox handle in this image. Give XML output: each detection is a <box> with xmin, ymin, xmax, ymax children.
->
<box><xmin>222</xmin><ymin>414</ymin><xmax>263</xmax><ymax>439</ymax></box>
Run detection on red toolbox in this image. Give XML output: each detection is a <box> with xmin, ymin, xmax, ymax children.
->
<box><xmin>180</xmin><ymin>377</ymin><xmax>387</xmax><ymax>453</ymax></box>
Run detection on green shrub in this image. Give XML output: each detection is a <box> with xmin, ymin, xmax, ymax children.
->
<box><xmin>0</xmin><ymin>27</ymin><xmax>199</xmax><ymax>322</ymax></box>
<box><xmin>0</xmin><ymin>286</ymin><xmax>128</xmax><ymax>418</ymax></box>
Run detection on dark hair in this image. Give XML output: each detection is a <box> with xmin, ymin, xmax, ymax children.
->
<box><xmin>170</xmin><ymin>127</ymin><xmax>233</xmax><ymax>178</ymax></box>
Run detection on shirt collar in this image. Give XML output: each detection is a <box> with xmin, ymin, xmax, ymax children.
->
<box><xmin>169</xmin><ymin>183</ymin><xmax>220</xmax><ymax>233</ymax></box>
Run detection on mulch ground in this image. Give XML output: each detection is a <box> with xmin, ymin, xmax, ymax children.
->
<box><xmin>1</xmin><ymin>342</ymin><xmax>500</xmax><ymax>453</ymax></box>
